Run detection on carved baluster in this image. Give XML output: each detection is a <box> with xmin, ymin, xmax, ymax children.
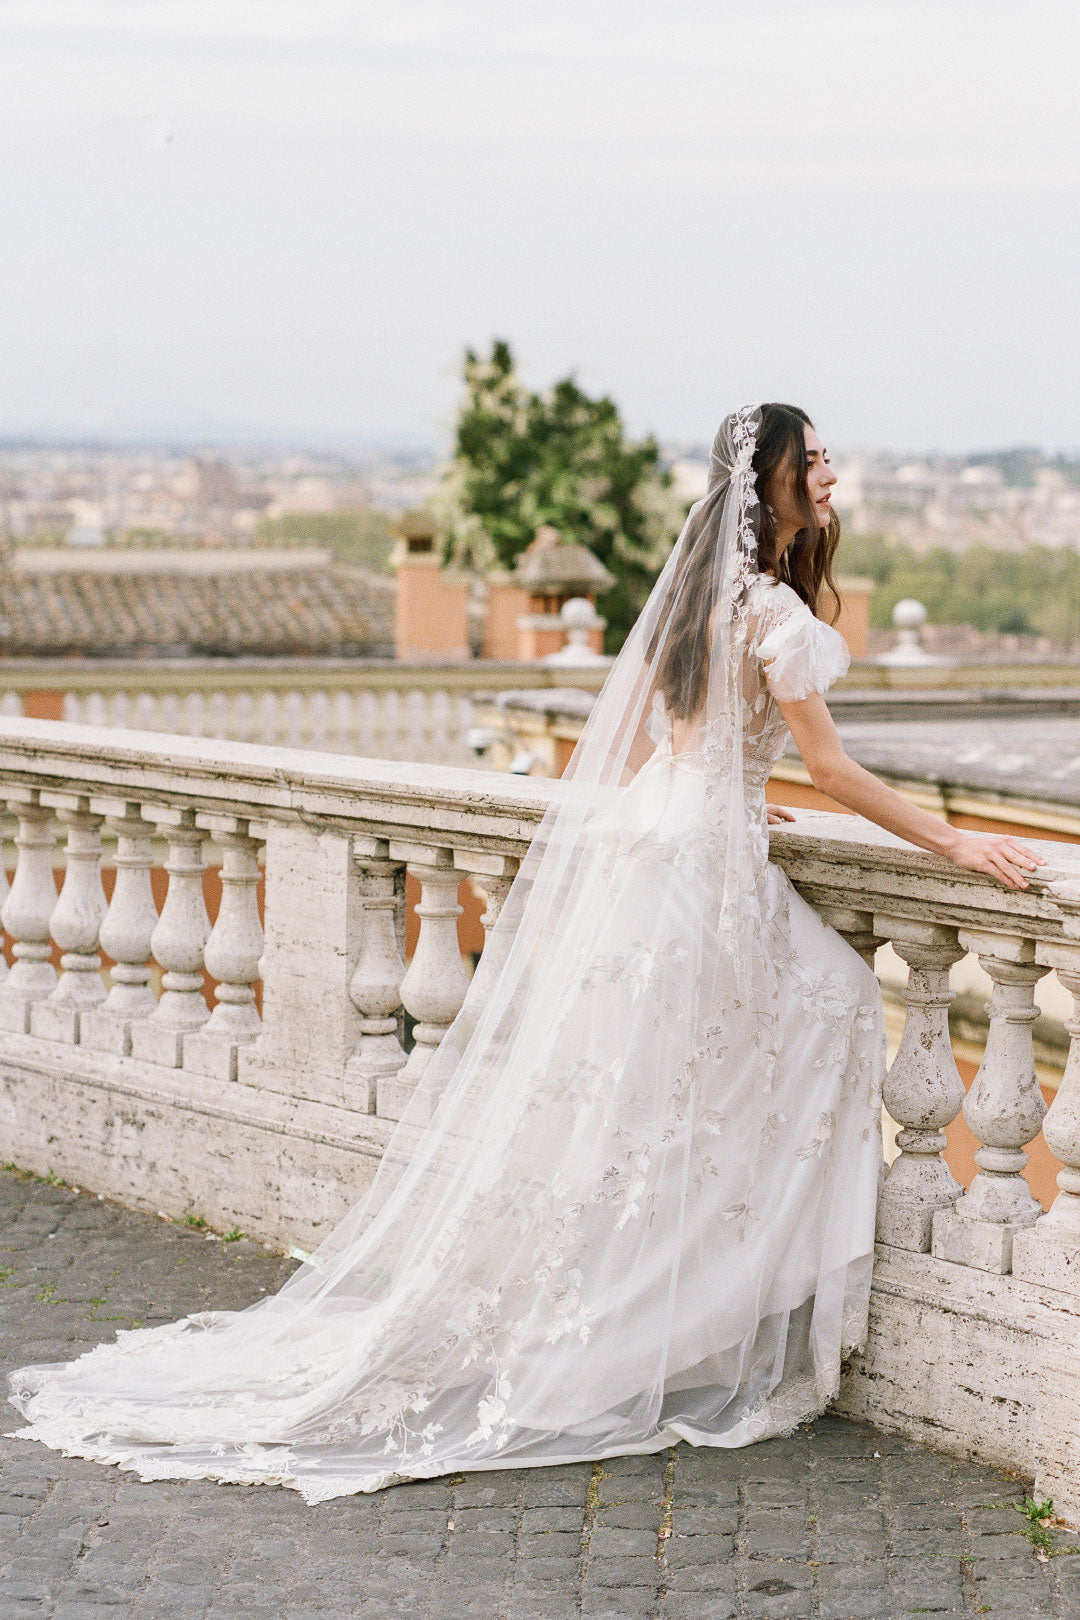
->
<box><xmin>873</xmin><ymin>917</ymin><xmax>966</xmax><ymax>1251</ymax></box>
<box><xmin>456</xmin><ymin>850</ymin><xmax>517</xmax><ymax>960</ymax></box>
<box><xmin>1013</xmin><ymin>887</ymin><xmax>1080</xmax><ymax>1290</ymax></box>
<box><xmin>331</xmin><ymin>690</ymin><xmax>354</xmax><ymax>754</ymax></box>
<box><xmin>357</xmin><ymin>691</ymin><xmax>378</xmax><ymax>754</ymax></box>
<box><xmin>231</xmin><ymin>690</ymin><xmax>254</xmax><ymax>744</ymax></box>
<box><xmin>132</xmin><ymin>692</ymin><xmax>156</xmax><ymax>730</ymax></box>
<box><xmin>0</xmin><ymin>790</ymin><xmax>58</xmax><ymax>1032</ymax></box>
<box><xmin>405</xmin><ymin>691</ymin><xmax>427</xmax><ymax>760</ymax></box>
<box><xmin>382</xmin><ymin>691</ymin><xmax>402</xmax><ymax>757</ymax></box>
<box><xmin>378</xmin><ymin>841</ymin><xmax>470</xmax><ymax>1120</ymax></box>
<box><xmin>309</xmin><ymin>690</ymin><xmax>330</xmax><ymax>751</ymax></box>
<box><xmin>343</xmin><ymin>836</ymin><xmax>407</xmax><ymax>1113</ymax></box>
<box><xmin>0</xmin><ymin>853</ymin><xmax>10</xmax><ymax>984</ymax></box>
<box><xmin>815</xmin><ymin>903</ymin><xmax>883</xmax><ymax>969</ymax></box>
<box><xmin>474</xmin><ymin>864</ymin><xmax>516</xmax><ymax>942</ymax></box>
<box><xmin>208</xmin><ymin>691</ymin><xmax>229</xmax><ymax>739</ymax></box>
<box><xmin>82</xmin><ymin>799</ymin><xmax>160</xmax><ymax>1054</ymax></box>
<box><xmin>931</xmin><ymin>930</ymin><xmax>1048</xmax><ymax>1273</ymax></box>
<box><xmin>283</xmin><ymin>691</ymin><xmax>304</xmax><ymax>748</ymax></box>
<box><xmin>446</xmin><ymin>852</ymin><xmax>519</xmax><ymax>1052</ymax></box>
<box><xmin>255</xmin><ymin>691</ymin><xmax>279</xmax><ymax>744</ymax></box>
<box><xmin>30</xmin><ymin>794</ymin><xmax>108</xmax><ymax>1043</ymax></box>
<box><xmin>184</xmin><ymin>815</ymin><xmax>265</xmax><ymax>1081</ymax></box>
<box><xmin>129</xmin><ymin>807</ymin><xmax>211</xmax><ymax>1067</ymax></box>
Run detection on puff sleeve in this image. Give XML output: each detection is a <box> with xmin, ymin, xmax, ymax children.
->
<box><xmin>753</xmin><ymin>586</ymin><xmax>851</xmax><ymax>702</ymax></box>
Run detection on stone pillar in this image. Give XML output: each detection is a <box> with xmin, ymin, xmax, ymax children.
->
<box><xmin>237</xmin><ymin>820</ymin><xmax>365</xmax><ymax>1109</ymax></box>
<box><xmin>1013</xmin><ymin>937</ymin><xmax>1080</xmax><ymax>1292</ymax></box>
<box><xmin>377</xmin><ymin>840</ymin><xmax>470</xmax><ymax>1121</ymax></box>
<box><xmin>129</xmin><ymin>807</ymin><xmax>211</xmax><ymax>1068</ymax></box>
<box><xmin>83</xmin><ymin>798</ymin><xmax>160</xmax><ymax>1055</ymax></box>
<box><xmin>343</xmin><ymin>836</ymin><xmax>407</xmax><ymax>1115</ymax></box>
<box><xmin>0</xmin><ymin>862</ymin><xmax>9</xmax><ymax>985</ymax></box>
<box><xmin>932</xmin><ymin>930</ymin><xmax>1048</xmax><ymax>1273</ymax></box>
<box><xmin>30</xmin><ymin>793</ymin><xmax>108</xmax><ymax>1044</ymax></box>
<box><xmin>0</xmin><ymin>790</ymin><xmax>57</xmax><ymax>1033</ymax></box>
<box><xmin>446</xmin><ymin>850</ymin><xmax>519</xmax><ymax>1053</ymax></box>
<box><xmin>874</xmin><ymin>918</ymin><xmax>966</xmax><ymax>1251</ymax></box>
<box><xmin>183</xmin><ymin>815</ymin><xmax>265</xmax><ymax>1082</ymax></box>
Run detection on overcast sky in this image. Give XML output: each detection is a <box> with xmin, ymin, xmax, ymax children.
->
<box><xmin>0</xmin><ymin>0</ymin><xmax>1076</xmax><ymax>456</ymax></box>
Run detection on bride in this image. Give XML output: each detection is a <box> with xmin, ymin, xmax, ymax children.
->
<box><xmin>6</xmin><ymin>402</ymin><xmax>1043</xmax><ymax>1504</ymax></box>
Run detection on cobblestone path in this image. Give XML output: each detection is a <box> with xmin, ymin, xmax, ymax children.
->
<box><xmin>2</xmin><ymin>1166</ymin><xmax>1079</xmax><ymax>1619</ymax></box>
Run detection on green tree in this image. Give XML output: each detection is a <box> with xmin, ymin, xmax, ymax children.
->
<box><xmin>254</xmin><ymin>510</ymin><xmax>395</xmax><ymax>572</ymax></box>
<box><xmin>433</xmin><ymin>340</ymin><xmax>685</xmax><ymax>649</ymax></box>
<box><xmin>838</xmin><ymin>530</ymin><xmax>1080</xmax><ymax>647</ymax></box>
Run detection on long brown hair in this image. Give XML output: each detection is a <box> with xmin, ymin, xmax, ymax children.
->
<box><xmin>647</xmin><ymin>403</ymin><xmax>842</xmax><ymax>720</ymax></box>
<box><xmin>753</xmin><ymin>402</ymin><xmax>841</xmax><ymax>624</ymax></box>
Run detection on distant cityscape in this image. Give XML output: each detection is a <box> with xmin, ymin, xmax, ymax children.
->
<box><xmin>1</xmin><ymin>440</ymin><xmax>1079</xmax><ymax>558</ymax></box>
<box><xmin>0</xmin><ymin>444</ymin><xmax>435</xmax><ymax>551</ymax></box>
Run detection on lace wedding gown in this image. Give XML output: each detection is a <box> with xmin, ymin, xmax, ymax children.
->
<box><xmin>7</xmin><ymin>575</ymin><xmax>887</xmax><ymax>1504</ymax></box>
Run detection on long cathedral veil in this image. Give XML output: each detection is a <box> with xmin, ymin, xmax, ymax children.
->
<box><xmin>7</xmin><ymin>402</ymin><xmax>854</xmax><ymax>1503</ymax></box>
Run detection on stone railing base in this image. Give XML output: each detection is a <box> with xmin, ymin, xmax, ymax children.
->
<box><xmin>835</xmin><ymin>1242</ymin><xmax>1080</xmax><ymax>1523</ymax></box>
<box><xmin>0</xmin><ymin>1037</ymin><xmax>393</xmax><ymax>1252</ymax></box>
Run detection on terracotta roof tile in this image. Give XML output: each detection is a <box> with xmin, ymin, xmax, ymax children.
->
<box><xmin>0</xmin><ymin>558</ymin><xmax>395</xmax><ymax>658</ymax></box>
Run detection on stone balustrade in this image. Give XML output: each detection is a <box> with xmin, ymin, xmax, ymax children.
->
<box><xmin>0</xmin><ymin>657</ymin><xmax>610</xmax><ymax>768</ymax></box>
<box><xmin>3</xmin><ymin>716</ymin><xmax>1080</xmax><ymax>1518</ymax></box>
<box><xmin>63</xmin><ymin>684</ymin><xmax>481</xmax><ymax>766</ymax></box>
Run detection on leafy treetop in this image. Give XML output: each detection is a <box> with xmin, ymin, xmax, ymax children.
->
<box><xmin>432</xmin><ymin>340</ymin><xmax>686</xmax><ymax>650</ymax></box>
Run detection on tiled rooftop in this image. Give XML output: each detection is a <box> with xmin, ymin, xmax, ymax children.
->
<box><xmin>0</xmin><ymin>552</ymin><xmax>395</xmax><ymax>658</ymax></box>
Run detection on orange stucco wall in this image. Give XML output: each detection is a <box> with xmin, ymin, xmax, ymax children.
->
<box><xmin>483</xmin><ymin>583</ymin><xmax>532</xmax><ymax>660</ymax></box>
<box><xmin>394</xmin><ymin>562</ymin><xmax>470</xmax><ymax>659</ymax></box>
<box><xmin>21</xmin><ymin>691</ymin><xmax>64</xmax><ymax>722</ymax></box>
<box><xmin>834</xmin><ymin>581</ymin><xmax>870</xmax><ymax>659</ymax></box>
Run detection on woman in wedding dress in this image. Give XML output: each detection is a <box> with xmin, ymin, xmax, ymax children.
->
<box><xmin>6</xmin><ymin>402</ymin><xmax>1043</xmax><ymax>1504</ymax></box>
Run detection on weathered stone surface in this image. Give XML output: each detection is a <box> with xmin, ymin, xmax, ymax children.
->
<box><xmin>834</xmin><ymin>1240</ymin><xmax>1080</xmax><ymax>1527</ymax></box>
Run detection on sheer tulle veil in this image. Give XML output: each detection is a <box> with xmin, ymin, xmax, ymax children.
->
<box><xmin>7</xmin><ymin>401</ymin><xmax>849</xmax><ymax>1504</ymax></box>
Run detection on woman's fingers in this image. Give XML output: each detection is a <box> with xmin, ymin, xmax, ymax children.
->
<box><xmin>991</xmin><ymin>855</ymin><xmax>1025</xmax><ymax>889</ymax></box>
<box><xmin>955</xmin><ymin>834</ymin><xmax>1044</xmax><ymax>889</ymax></box>
<box><xmin>1005</xmin><ymin>839</ymin><xmax>1045</xmax><ymax>869</ymax></box>
<box><xmin>987</xmin><ymin>844</ymin><xmax>1033</xmax><ymax>888</ymax></box>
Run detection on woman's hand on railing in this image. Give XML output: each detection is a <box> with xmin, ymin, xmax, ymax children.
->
<box><xmin>766</xmin><ymin>804</ymin><xmax>797</xmax><ymax>826</ymax></box>
<box><xmin>943</xmin><ymin>829</ymin><xmax>1047</xmax><ymax>890</ymax></box>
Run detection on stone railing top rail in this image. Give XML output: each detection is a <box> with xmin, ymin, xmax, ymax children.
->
<box><xmin>770</xmin><ymin>809</ymin><xmax>1080</xmax><ymax>946</ymax></box>
<box><xmin>0</xmin><ymin>658</ymin><xmax>613</xmax><ymax>695</ymax></box>
<box><xmin>0</xmin><ymin>716</ymin><xmax>557</xmax><ymax>855</ymax></box>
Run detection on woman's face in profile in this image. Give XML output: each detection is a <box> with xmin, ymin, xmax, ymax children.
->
<box><xmin>769</xmin><ymin>423</ymin><xmax>838</xmax><ymax>535</ymax></box>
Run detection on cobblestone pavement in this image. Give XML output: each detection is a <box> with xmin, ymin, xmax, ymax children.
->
<box><xmin>2</xmin><ymin>1166</ymin><xmax>1080</xmax><ymax>1620</ymax></box>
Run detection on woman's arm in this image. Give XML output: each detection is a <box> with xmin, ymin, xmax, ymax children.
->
<box><xmin>774</xmin><ymin>690</ymin><xmax>1047</xmax><ymax>891</ymax></box>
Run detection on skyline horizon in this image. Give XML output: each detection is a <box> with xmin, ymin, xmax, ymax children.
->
<box><xmin>1</xmin><ymin>426</ymin><xmax>1079</xmax><ymax>466</ymax></box>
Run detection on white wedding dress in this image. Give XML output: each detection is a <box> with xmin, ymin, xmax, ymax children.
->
<box><xmin>7</xmin><ymin>574</ymin><xmax>887</xmax><ymax>1504</ymax></box>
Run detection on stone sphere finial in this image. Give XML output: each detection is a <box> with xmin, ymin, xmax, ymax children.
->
<box><xmin>892</xmin><ymin>598</ymin><xmax>928</xmax><ymax>631</ymax></box>
<box><xmin>878</xmin><ymin>596</ymin><xmax>941</xmax><ymax>667</ymax></box>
